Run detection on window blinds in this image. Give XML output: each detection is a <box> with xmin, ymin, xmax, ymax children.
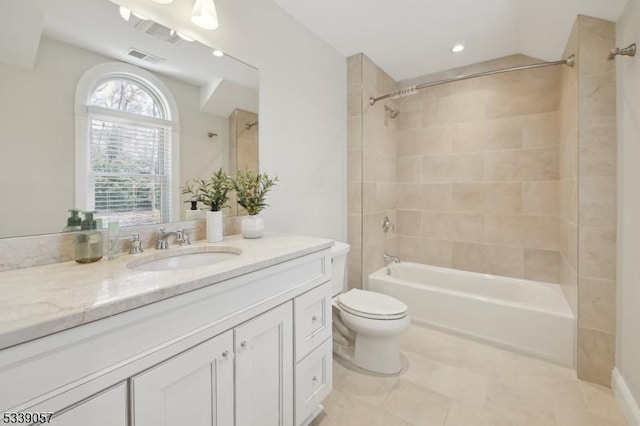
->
<box><xmin>88</xmin><ymin>109</ymin><xmax>172</xmax><ymax>227</ymax></box>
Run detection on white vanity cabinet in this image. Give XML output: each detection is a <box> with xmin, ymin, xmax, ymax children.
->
<box><xmin>235</xmin><ymin>302</ymin><xmax>293</xmax><ymax>426</ymax></box>
<box><xmin>0</xmin><ymin>247</ymin><xmax>332</xmax><ymax>426</ymax></box>
<box><xmin>132</xmin><ymin>330</ymin><xmax>234</xmax><ymax>426</ymax></box>
<box><xmin>49</xmin><ymin>384</ymin><xmax>127</xmax><ymax>426</ymax></box>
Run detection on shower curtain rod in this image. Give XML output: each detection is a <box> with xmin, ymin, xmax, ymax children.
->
<box><xmin>369</xmin><ymin>54</ymin><xmax>575</xmax><ymax>106</ymax></box>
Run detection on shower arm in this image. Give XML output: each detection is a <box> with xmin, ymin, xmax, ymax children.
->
<box><xmin>369</xmin><ymin>55</ymin><xmax>576</xmax><ymax>106</ymax></box>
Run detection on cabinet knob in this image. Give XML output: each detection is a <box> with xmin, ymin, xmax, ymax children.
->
<box><xmin>311</xmin><ymin>315</ymin><xmax>319</xmax><ymax>323</ymax></box>
<box><xmin>222</xmin><ymin>350</ymin><xmax>229</xmax><ymax>359</ymax></box>
<box><xmin>240</xmin><ymin>340</ymin><xmax>248</xmax><ymax>349</ymax></box>
<box><xmin>312</xmin><ymin>376</ymin><xmax>318</xmax><ymax>383</ymax></box>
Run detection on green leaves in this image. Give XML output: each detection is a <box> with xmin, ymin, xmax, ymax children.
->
<box><xmin>233</xmin><ymin>170</ymin><xmax>279</xmax><ymax>216</ymax></box>
<box><xmin>181</xmin><ymin>168</ymin><xmax>233</xmax><ymax>212</ymax></box>
<box><xmin>182</xmin><ymin>169</ymin><xmax>279</xmax><ymax>215</ymax></box>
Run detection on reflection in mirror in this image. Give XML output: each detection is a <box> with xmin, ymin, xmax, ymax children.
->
<box><xmin>0</xmin><ymin>0</ymin><xmax>259</xmax><ymax>239</ymax></box>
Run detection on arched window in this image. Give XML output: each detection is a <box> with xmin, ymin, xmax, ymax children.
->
<box><xmin>76</xmin><ymin>63</ymin><xmax>180</xmax><ymax>227</ymax></box>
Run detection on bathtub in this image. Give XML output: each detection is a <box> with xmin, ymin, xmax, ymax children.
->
<box><xmin>368</xmin><ymin>262</ymin><xmax>575</xmax><ymax>367</ymax></box>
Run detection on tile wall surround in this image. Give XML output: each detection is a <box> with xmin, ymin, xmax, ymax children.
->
<box><xmin>0</xmin><ymin>217</ymin><xmax>243</xmax><ymax>272</ymax></box>
<box><xmin>574</xmin><ymin>15</ymin><xmax>618</xmax><ymax>387</ymax></box>
<box><xmin>347</xmin><ymin>53</ymin><xmax>399</xmax><ymax>289</ymax></box>
<box><xmin>347</xmin><ymin>14</ymin><xmax>617</xmax><ymax>387</ymax></box>
<box><xmin>395</xmin><ymin>54</ymin><xmax>562</xmax><ymax>281</ymax></box>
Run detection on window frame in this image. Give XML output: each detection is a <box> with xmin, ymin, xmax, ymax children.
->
<box><xmin>75</xmin><ymin>62</ymin><xmax>181</xmax><ymax>225</ymax></box>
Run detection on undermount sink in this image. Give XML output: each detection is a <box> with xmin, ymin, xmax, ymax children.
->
<box><xmin>127</xmin><ymin>246</ymin><xmax>242</xmax><ymax>272</ymax></box>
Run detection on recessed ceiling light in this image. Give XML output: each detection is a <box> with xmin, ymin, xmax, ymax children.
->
<box><xmin>451</xmin><ymin>44</ymin><xmax>465</xmax><ymax>53</ymax></box>
<box><xmin>212</xmin><ymin>49</ymin><xmax>224</xmax><ymax>57</ymax></box>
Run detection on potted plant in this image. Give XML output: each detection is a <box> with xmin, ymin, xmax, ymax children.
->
<box><xmin>233</xmin><ymin>170</ymin><xmax>279</xmax><ymax>238</ymax></box>
<box><xmin>182</xmin><ymin>168</ymin><xmax>233</xmax><ymax>243</ymax></box>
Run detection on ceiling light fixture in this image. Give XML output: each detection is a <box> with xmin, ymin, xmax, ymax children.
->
<box><xmin>451</xmin><ymin>44</ymin><xmax>465</xmax><ymax>53</ymax></box>
<box><xmin>118</xmin><ymin>6</ymin><xmax>131</xmax><ymax>21</ymax></box>
<box><xmin>212</xmin><ymin>49</ymin><xmax>224</xmax><ymax>57</ymax></box>
<box><xmin>191</xmin><ymin>0</ymin><xmax>219</xmax><ymax>30</ymax></box>
<box><xmin>151</xmin><ymin>0</ymin><xmax>174</xmax><ymax>3</ymax></box>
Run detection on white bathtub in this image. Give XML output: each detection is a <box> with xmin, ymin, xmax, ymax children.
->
<box><xmin>368</xmin><ymin>262</ymin><xmax>575</xmax><ymax>367</ymax></box>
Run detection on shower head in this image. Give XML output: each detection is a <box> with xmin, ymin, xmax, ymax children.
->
<box><xmin>384</xmin><ymin>105</ymin><xmax>400</xmax><ymax>119</ymax></box>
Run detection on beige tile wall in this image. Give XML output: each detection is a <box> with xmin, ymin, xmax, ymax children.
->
<box><xmin>346</xmin><ymin>54</ymin><xmax>364</xmax><ymax>289</ymax></box>
<box><xmin>395</xmin><ymin>55</ymin><xmax>562</xmax><ymax>281</ymax></box>
<box><xmin>347</xmin><ymin>54</ymin><xmax>400</xmax><ymax>288</ymax></box>
<box><xmin>361</xmin><ymin>55</ymin><xmax>399</xmax><ymax>282</ymax></box>
<box><xmin>574</xmin><ymin>16</ymin><xmax>618</xmax><ymax>387</ymax></box>
<box><xmin>559</xmin><ymin>21</ymin><xmax>580</xmax><ymax>317</ymax></box>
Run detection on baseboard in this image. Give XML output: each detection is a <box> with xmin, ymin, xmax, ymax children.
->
<box><xmin>612</xmin><ymin>367</ymin><xmax>640</xmax><ymax>426</ymax></box>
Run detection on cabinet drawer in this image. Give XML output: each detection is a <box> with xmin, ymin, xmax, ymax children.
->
<box><xmin>295</xmin><ymin>338</ymin><xmax>332</xmax><ymax>426</ymax></box>
<box><xmin>294</xmin><ymin>282</ymin><xmax>332</xmax><ymax>362</ymax></box>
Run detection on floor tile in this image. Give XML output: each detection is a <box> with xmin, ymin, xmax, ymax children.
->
<box><xmin>333</xmin><ymin>363</ymin><xmax>398</xmax><ymax>407</ymax></box>
<box><xmin>399</xmin><ymin>350</ymin><xmax>437</xmax><ymax>388</ymax></box>
<box><xmin>382</xmin><ymin>379</ymin><xmax>452</xmax><ymax>426</ymax></box>
<box><xmin>321</xmin><ymin>324</ymin><xmax>629</xmax><ymax>426</ymax></box>
<box><xmin>425</xmin><ymin>362</ymin><xmax>488</xmax><ymax>408</ymax></box>
<box><xmin>319</xmin><ymin>388</ymin><xmax>406</xmax><ymax>426</ymax></box>
<box><xmin>581</xmin><ymin>381</ymin><xmax>629</xmax><ymax>424</ymax></box>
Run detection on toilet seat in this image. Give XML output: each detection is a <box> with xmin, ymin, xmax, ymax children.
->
<box><xmin>337</xmin><ymin>289</ymin><xmax>408</xmax><ymax>320</ymax></box>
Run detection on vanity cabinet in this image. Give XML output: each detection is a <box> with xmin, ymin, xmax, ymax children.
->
<box><xmin>235</xmin><ymin>302</ymin><xmax>293</xmax><ymax>426</ymax></box>
<box><xmin>50</xmin><ymin>384</ymin><xmax>127</xmax><ymax>426</ymax></box>
<box><xmin>132</xmin><ymin>330</ymin><xmax>234</xmax><ymax>426</ymax></box>
<box><xmin>0</xmin><ymin>247</ymin><xmax>331</xmax><ymax>426</ymax></box>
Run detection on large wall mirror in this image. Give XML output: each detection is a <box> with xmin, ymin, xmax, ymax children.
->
<box><xmin>0</xmin><ymin>0</ymin><xmax>259</xmax><ymax>239</ymax></box>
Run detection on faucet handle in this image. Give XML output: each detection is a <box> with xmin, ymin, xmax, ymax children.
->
<box><xmin>178</xmin><ymin>228</ymin><xmax>198</xmax><ymax>245</ymax></box>
<box><xmin>129</xmin><ymin>234</ymin><xmax>144</xmax><ymax>255</ymax></box>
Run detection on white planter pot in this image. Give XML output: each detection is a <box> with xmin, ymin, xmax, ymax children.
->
<box><xmin>206</xmin><ymin>210</ymin><xmax>223</xmax><ymax>243</ymax></box>
<box><xmin>241</xmin><ymin>215</ymin><xmax>264</xmax><ymax>239</ymax></box>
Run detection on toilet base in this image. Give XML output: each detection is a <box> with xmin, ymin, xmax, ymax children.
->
<box><xmin>353</xmin><ymin>334</ymin><xmax>403</xmax><ymax>374</ymax></box>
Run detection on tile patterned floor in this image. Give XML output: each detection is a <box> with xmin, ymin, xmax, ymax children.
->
<box><xmin>315</xmin><ymin>324</ymin><xmax>629</xmax><ymax>426</ymax></box>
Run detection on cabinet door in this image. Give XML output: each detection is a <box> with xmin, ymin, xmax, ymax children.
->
<box><xmin>235</xmin><ymin>302</ymin><xmax>293</xmax><ymax>426</ymax></box>
<box><xmin>49</xmin><ymin>383</ymin><xmax>126</xmax><ymax>426</ymax></box>
<box><xmin>132</xmin><ymin>330</ymin><xmax>234</xmax><ymax>426</ymax></box>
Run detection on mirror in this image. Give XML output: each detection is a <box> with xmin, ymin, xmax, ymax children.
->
<box><xmin>0</xmin><ymin>0</ymin><xmax>259</xmax><ymax>239</ymax></box>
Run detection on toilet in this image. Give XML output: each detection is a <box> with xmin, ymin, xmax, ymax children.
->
<box><xmin>331</xmin><ymin>241</ymin><xmax>410</xmax><ymax>375</ymax></box>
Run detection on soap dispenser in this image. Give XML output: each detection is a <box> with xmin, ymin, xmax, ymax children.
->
<box><xmin>62</xmin><ymin>208</ymin><xmax>82</xmax><ymax>232</ymax></box>
<box><xmin>185</xmin><ymin>199</ymin><xmax>205</xmax><ymax>220</ymax></box>
<box><xmin>75</xmin><ymin>211</ymin><xmax>103</xmax><ymax>264</ymax></box>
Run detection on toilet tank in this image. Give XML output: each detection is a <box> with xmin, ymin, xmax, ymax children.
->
<box><xmin>331</xmin><ymin>241</ymin><xmax>350</xmax><ymax>296</ymax></box>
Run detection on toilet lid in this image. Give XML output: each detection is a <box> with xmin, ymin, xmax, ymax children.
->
<box><xmin>338</xmin><ymin>289</ymin><xmax>408</xmax><ymax>320</ymax></box>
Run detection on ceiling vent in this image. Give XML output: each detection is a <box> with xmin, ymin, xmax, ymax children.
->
<box><xmin>133</xmin><ymin>21</ymin><xmax>183</xmax><ymax>45</ymax></box>
<box><xmin>126</xmin><ymin>48</ymin><xmax>165</xmax><ymax>64</ymax></box>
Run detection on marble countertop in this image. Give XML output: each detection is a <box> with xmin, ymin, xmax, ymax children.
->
<box><xmin>0</xmin><ymin>234</ymin><xmax>333</xmax><ymax>351</ymax></box>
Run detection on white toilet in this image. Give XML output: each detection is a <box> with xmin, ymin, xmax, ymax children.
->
<box><xmin>331</xmin><ymin>241</ymin><xmax>410</xmax><ymax>375</ymax></box>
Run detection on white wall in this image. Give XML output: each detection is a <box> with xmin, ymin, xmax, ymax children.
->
<box><xmin>0</xmin><ymin>37</ymin><xmax>228</xmax><ymax>237</ymax></box>
<box><xmin>116</xmin><ymin>0</ymin><xmax>348</xmax><ymax>241</ymax></box>
<box><xmin>616</xmin><ymin>0</ymin><xmax>640</xmax><ymax>418</ymax></box>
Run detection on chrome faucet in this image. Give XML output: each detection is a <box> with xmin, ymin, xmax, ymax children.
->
<box><xmin>129</xmin><ymin>234</ymin><xmax>144</xmax><ymax>254</ymax></box>
<box><xmin>176</xmin><ymin>228</ymin><xmax>197</xmax><ymax>246</ymax></box>
<box><xmin>155</xmin><ymin>228</ymin><xmax>177</xmax><ymax>250</ymax></box>
<box><xmin>383</xmin><ymin>254</ymin><xmax>401</xmax><ymax>265</ymax></box>
<box><xmin>383</xmin><ymin>254</ymin><xmax>400</xmax><ymax>275</ymax></box>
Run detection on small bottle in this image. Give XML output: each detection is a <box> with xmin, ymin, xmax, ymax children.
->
<box><xmin>62</xmin><ymin>209</ymin><xmax>82</xmax><ymax>232</ymax></box>
<box><xmin>75</xmin><ymin>211</ymin><xmax>103</xmax><ymax>264</ymax></box>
